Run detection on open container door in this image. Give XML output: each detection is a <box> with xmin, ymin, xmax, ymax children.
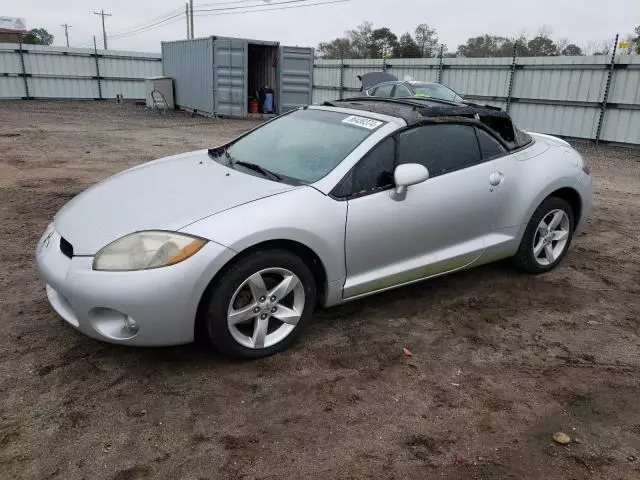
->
<box><xmin>277</xmin><ymin>46</ymin><xmax>314</xmax><ymax>113</ymax></box>
<box><xmin>213</xmin><ymin>37</ymin><xmax>248</xmax><ymax>117</ymax></box>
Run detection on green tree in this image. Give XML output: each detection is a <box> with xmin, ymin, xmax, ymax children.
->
<box><xmin>414</xmin><ymin>23</ymin><xmax>438</xmax><ymax>57</ymax></box>
<box><xmin>457</xmin><ymin>35</ymin><xmax>509</xmax><ymax>57</ymax></box>
<box><xmin>632</xmin><ymin>26</ymin><xmax>640</xmax><ymax>54</ymax></box>
<box><xmin>496</xmin><ymin>36</ymin><xmax>529</xmax><ymax>57</ymax></box>
<box><xmin>394</xmin><ymin>32</ymin><xmax>421</xmax><ymax>58</ymax></box>
<box><xmin>561</xmin><ymin>44</ymin><xmax>583</xmax><ymax>56</ymax></box>
<box><xmin>371</xmin><ymin>27</ymin><xmax>398</xmax><ymax>58</ymax></box>
<box><xmin>318</xmin><ymin>38</ymin><xmax>355</xmax><ymax>59</ymax></box>
<box><xmin>23</xmin><ymin>28</ymin><xmax>54</xmax><ymax>45</ymax></box>
<box><xmin>527</xmin><ymin>35</ymin><xmax>559</xmax><ymax>56</ymax></box>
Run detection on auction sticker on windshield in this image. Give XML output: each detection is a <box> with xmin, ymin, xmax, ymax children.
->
<box><xmin>342</xmin><ymin>115</ymin><xmax>383</xmax><ymax>130</ymax></box>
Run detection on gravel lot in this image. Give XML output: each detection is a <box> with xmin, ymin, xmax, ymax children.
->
<box><xmin>1</xmin><ymin>101</ymin><xmax>639</xmax><ymax>480</ymax></box>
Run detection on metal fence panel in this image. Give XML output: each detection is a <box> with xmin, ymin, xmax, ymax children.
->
<box><xmin>386</xmin><ymin>57</ymin><xmax>440</xmax><ymax>84</ymax></box>
<box><xmin>608</xmin><ymin>55</ymin><xmax>640</xmax><ymax>104</ymax></box>
<box><xmin>343</xmin><ymin>59</ymin><xmax>385</xmax><ymax>90</ymax></box>
<box><xmin>0</xmin><ymin>76</ymin><xmax>24</xmax><ymax>98</ymax></box>
<box><xmin>0</xmin><ymin>43</ymin><xmax>161</xmax><ymax>100</ymax></box>
<box><xmin>443</xmin><ymin>57</ymin><xmax>511</xmax><ymax>99</ymax></box>
<box><xmin>102</xmin><ymin>79</ymin><xmax>148</xmax><ymax>99</ymax></box>
<box><xmin>513</xmin><ymin>56</ymin><xmax>609</xmax><ymax>102</ymax></box>
<box><xmin>99</xmin><ymin>55</ymin><xmax>161</xmax><ymax>79</ymax></box>
<box><xmin>600</xmin><ymin>108</ymin><xmax>640</xmax><ymax>144</ymax></box>
<box><xmin>0</xmin><ymin>47</ymin><xmax>22</xmax><ymax>74</ymax></box>
<box><xmin>313</xmin><ymin>54</ymin><xmax>640</xmax><ymax>145</ymax></box>
<box><xmin>29</xmin><ymin>77</ymin><xmax>98</xmax><ymax>98</ymax></box>
<box><xmin>510</xmin><ymin>103</ymin><xmax>601</xmax><ymax>139</ymax></box>
<box><xmin>24</xmin><ymin>49</ymin><xmax>95</xmax><ymax>77</ymax></box>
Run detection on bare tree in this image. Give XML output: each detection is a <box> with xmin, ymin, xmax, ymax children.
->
<box><xmin>584</xmin><ymin>38</ymin><xmax>615</xmax><ymax>55</ymax></box>
<box><xmin>414</xmin><ymin>23</ymin><xmax>439</xmax><ymax>57</ymax></box>
<box><xmin>537</xmin><ymin>25</ymin><xmax>553</xmax><ymax>38</ymax></box>
<box><xmin>347</xmin><ymin>21</ymin><xmax>375</xmax><ymax>58</ymax></box>
<box><xmin>555</xmin><ymin>37</ymin><xmax>570</xmax><ymax>53</ymax></box>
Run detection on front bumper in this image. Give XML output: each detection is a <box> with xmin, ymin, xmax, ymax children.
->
<box><xmin>35</xmin><ymin>225</ymin><xmax>235</xmax><ymax>346</ymax></box>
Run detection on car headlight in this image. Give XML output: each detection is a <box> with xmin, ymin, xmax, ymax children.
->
<box><xmin>93</xmin><ymin>231</ymin><xmax>207</xmax><ymax>271</ymax></box>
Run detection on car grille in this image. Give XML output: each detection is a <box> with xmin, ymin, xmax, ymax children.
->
<box><xmin>60</xmin><ymin>237</ymin><xmax>74</xmax><ymax>258</ymax></box>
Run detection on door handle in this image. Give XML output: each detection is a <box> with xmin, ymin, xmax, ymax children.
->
<box><xmin>489</xmin><ymin>172</ymin><xmax>504</xmax><ymax>186</ymax></box>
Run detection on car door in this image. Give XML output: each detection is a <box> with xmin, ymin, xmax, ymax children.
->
<box><xmin>341</xmin><ymin>123</ymin><xmax>501</xmax><ymax>299</ymax></box>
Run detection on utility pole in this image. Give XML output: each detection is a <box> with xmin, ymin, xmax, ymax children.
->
<box><xmin>93</xmin><ymin>9</ymin><xmax>112</xmax><ymax>50</ymax></box>
<box><xmin>61</xmin><ymin>23</ymin><xmax>72</xmax><ymax>47</ymax></box>
<box><xmin>185</xmin><ymin>3</ymin><xmax>190</xmax><ymax>39</ymax></box>
<box><xmin>189</xmin><ymin>0</ymin><xmax>194</xmax><ymax>39</ymax></box>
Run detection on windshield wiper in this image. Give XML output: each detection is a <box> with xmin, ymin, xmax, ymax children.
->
<box><xmin>233</xmin><ymin>160</ymin><xmax>282</xmax><ymax>181</ymax></box>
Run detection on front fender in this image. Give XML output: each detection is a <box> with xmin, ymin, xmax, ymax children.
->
<box><xmin>180</xmin><ymin>187</ymin><xmax>348</xmax><ymax>286</ymax></box>
<box><xmin>514</xmin><ymin>175</ymin><xmax>583</xmax><ymax>243</ymax></box>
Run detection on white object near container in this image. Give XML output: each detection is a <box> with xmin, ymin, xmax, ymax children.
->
<box><xmin>145</xmin><ymin>76</ymin><xmax>174</xmax><ymax>109</ymax></box>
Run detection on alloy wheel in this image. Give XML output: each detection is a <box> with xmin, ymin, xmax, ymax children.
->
<box><xmin>532</xmin><ymin>209</ymin><xmax>570</xmax><ymax>266</ymax></box>
<box><xmin>227</xmin><ymin>267</ymin><xmax>305</xmax><ymax>349</ymax></box>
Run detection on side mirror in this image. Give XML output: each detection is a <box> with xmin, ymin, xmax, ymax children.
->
<box><xmin>391</xmin><ymin>163</ymin><xmax>429</xmax><ymax>199</ymax></box>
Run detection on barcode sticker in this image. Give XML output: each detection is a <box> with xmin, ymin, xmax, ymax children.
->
<box><xmin>342</xmin><ymin>115</ymin><xmax>383</xmax><ymax>130</ymax></box>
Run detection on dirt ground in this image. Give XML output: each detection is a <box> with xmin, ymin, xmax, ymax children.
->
<box><xmin>1</xmin><ymin>101</ymin><xmax>639</xmax><ymax>480</ymax></box>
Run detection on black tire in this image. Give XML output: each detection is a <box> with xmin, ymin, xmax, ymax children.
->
<box><xmin>202</xmin><ymin>249</ymin><xmax>316</xmax><ymax>359</ymax></box>
<box><xmin>513</xmin><ymin>196</ymin><xmax>575</xmax><ymax>274</ymax></box>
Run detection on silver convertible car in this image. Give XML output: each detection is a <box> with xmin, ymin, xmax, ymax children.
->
<box><xmin>36</xmin><ymin>97</ymin><xmax>593</xmax><ymax>358</ymax></box>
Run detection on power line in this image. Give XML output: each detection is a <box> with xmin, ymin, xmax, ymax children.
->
<box><xmin>196</xmin><ymin>0</ymin><xmax>284</xmax><ymax>6</ymax></box>
<box><xmin>193</xmin><ymin>0</ymin><xmax>351</xmax><ymax>17</ymax></box>
<box><xmin>108</xmin><ymin>7</ymin><xmax>184</xmax><ymax>37</ymax></box>
<box><xmin>194</xmin><ymin>0</ymin><xmax>317</xmax><ymax>13</ymax></box>
<box><xmin>109</xmin><ymin>14</ymin><xmax>186</xmax><ymax>40</ymax></box>
<box><xmin>108</xmin><ymin>0</ymin><xmax>351</xmax><ymax>42</ymax></box>
<box><xmin>93</xmin><ymin>10</ymin><xmax>112</xmax><ymax>50</ymax></box>
<box><xmin>109</xmin><ymin>12</ymin><xmax>185</xmax><ymax>39</ymax></box>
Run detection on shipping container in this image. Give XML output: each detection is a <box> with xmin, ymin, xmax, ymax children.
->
<box><xmin>161</xmin><ymin>36</ymin><xmax>314</xmax><ymax>117</ymax></box>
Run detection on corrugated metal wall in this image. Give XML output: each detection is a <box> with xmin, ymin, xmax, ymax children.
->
<box><xmin>0</xmin><ymin>43</ymin><xmax>161</xmax><ymax>100</ymax></box>
<box><xmin>213</xmin><ymin>38</ymin><xmax>248</xmax><ymax>117</ymax></box>
<box><xmin>278</xmin><ymin>46</ymin><xmax>314</xmax><ymax>113</ymax></box>
<box><xmin>313</xmin><ymin>55</ymin><xmax>640</xmax><ymax>145</ymax></box>
<box><xmin>162</xmin><ymin>38</ymin><xmax>214</xmax><ymax>114</ymax></box>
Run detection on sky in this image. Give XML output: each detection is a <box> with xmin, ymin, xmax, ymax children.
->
<box><xmin>6</xmin><ymin>0</ymin><xmax>639</xmax><ymax>52</ymax></box>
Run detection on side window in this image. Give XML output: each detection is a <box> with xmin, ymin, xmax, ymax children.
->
<box><xmin>475</xmin><ymin>127</ymin><xmax>506</xmax><ymax>160</ymax></box>
<box><xmin>393</xmin><ymin>85</ymin><xmax>412</xmax><ymax>98</ymax></box>
<box><xmin>333</xmin><ymin>137</ymin><xmax>395</xmax><ymax>198</ymax></box>
<box><xmin>372</xmin><ymin>83</ymin><xmax>394</xmax><ymax>97</ymax></box>
<box><xmin>397</xmin><ymin>124</ymin><xmax>482</xmax><ymax>177</ymax></box>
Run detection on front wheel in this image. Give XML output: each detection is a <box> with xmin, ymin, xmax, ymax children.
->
<box><xmin>513</xmin><ymin>196</ymin><xmax>575</xmax><ymax>274</ymax></box>
<box><xmin>202</xmin><ymin>249</ymin><xmax>316</xmax><ymax>359</ymax></box>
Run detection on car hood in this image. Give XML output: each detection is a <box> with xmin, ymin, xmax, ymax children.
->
<box><xmin>54</xmin><ymin>150</ymin><xmax>296</xmax><ymax>255</ymax></box>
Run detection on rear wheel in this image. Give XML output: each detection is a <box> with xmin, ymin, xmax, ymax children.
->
<box><xmin>203</xmin><ymin>249</ymin><xmax>316</xmax><ymax>359</ymax></box>
<box><xmin>513</xmin><ymin>197</ymin><xmax>574</xmax><ymax>274</ymax></box>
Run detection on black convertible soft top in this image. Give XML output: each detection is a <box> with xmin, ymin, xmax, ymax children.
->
<box><xmin>323</xmin><ymin>97</ymin><xmax>532</xmax><ymax>151</ymax></box>
<box><xmin>357</xmin><ymin>72</ymin><xmax>398</xmax><ymax>90</ymax></box>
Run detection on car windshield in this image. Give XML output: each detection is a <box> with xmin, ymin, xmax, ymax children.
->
<box><xmin>223</xmin><ymin>109</ymin><xmax>384</xmax><ymax>184</ymax></box>
<box><xmin>413</xmin><ymin>84</ymin><xmax>461</xmax><ymax>102</ymax></box>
